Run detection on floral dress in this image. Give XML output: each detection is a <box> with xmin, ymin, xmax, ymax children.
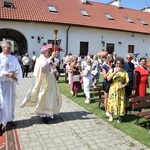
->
<box><xmin>107</xmin><ymin>68</ymin><xmax>129</xmax><ymax>116</ymax></box>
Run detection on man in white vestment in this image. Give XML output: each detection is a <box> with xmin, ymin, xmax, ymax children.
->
<box><xmin>21</xmin><ymin>45</ymin><xmax>62</xmax><ymax>123</ymax></box>
<box><xmin>0</xmin><ymin>41</ymin><xmax>22</xmax><ymax>130</ymax></box>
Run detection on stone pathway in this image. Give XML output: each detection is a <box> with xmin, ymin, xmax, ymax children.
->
<box><xmin>14</xmin><ymin>73</ymin><xmax>150</xmax><ymax>150</ymax></box>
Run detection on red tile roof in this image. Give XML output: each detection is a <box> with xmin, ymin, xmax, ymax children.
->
<box><xmin>0</xmin><ymin>0</ymin><xmax>150</xmax><ymax>34</ymax></box>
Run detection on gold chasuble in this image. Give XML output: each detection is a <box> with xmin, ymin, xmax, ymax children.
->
<box><xmin>21</xmin><ymin>54</ymin><xmax>62</xmax><ymax>118</ymax></box>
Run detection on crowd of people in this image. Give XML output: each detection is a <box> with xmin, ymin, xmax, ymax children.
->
<box><xmin>61</xmin><ymin>51</ymin><xmax>149</xmax><ymax>123</ymax></box>
<box><xmin>0</xmin><ymin>40</ymin><xmax>149</xmax><ymax>133</ymax></box>
<box><xmin>62</xmin><ymin>52</ymin><xmax>102</xmax><ymax>103</ymax></box>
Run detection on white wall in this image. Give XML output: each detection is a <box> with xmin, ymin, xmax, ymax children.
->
<box><xmin>68</xmin><ymin>26</ymin><xmax>150</xmax><ymax>59</ymax></box>
<box><xmin>0</xmin><ymin>20</ymin><xmax>150</xmax><ymax>60</ymax></box>
<box><xmin>0</xmin><ymin>21</ymin><xmax>67</xmax><ymax>59</ymax></box>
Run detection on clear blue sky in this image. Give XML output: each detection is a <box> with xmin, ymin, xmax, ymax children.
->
<box><xmin>91</xmin><ymin>0</ymin><xmax>150</xmax><ymax>10</ymax></box>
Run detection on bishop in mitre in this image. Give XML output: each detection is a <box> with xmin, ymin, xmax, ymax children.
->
<box><xmin>21</xmin><ymin>45</ymin><xmax>62</xmax><ymax>123</ymax></box>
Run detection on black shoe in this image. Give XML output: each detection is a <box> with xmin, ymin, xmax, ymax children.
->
<box><xmin>7</xmin><ymin>121</ymin><xmax>16</xmax><ymax>127</ymax></box>
<box><xmin>125</xmin><ymin>106</ymin><xmax>131</xmax><ymax>114</ymax></box>
<box><xmin>0</xmin><ymin>124</ymin><xmax>3</xmax><ymax>132</ymax></box>
<box><xmin>117</xmin><ymin>116</ymin><xmax>123</xmax><ymax>123</ymax></box>
<box><xmin>42</xmin><ymin>117</ymin><xmax>48</xmax><ymax>124</ymax></box>
<box><xmin>0</xmin><ymin>124</ymin><xmax>5</xmax><ymax>134</ymax></box>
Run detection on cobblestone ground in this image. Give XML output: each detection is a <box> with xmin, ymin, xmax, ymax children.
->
<box><xmin>14</xmin><ymin>73</ymin><xmax>150</xmax><ymax>150</ymax></box>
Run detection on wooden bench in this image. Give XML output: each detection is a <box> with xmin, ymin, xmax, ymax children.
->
<box><xmin>93</xmin><ymin>86</ymin><xmax>104</xmax><ymax>108</ymax></box>
<box><xmin>130</xmin><ymin>95</ymin><xmax>150</xmax><ymax>128</ymax></box>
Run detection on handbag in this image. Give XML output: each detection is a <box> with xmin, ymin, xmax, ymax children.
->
<box><xmin>91</xmin><ymin>70</ymin><xmax>98</xmax><ymax>76</ymax></box>
<box><xmin>72</xmin><ymin>75</ymin><xmax>81</xmax><ymax>82</ymax></box>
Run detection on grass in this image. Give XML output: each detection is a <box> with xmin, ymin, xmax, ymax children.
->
<box><xmin>58</xmin><ymin>75</ymin><xmax>150</xmax><ymax>148</ymax></box>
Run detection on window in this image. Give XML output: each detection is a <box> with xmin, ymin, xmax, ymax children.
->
<box><xmin>48</xmin><ymin>6</ymin><xmax>58</xmax><ymax>12</ymax></box>
<box><xmin>104</xmin><ymin>13</ymin><xmax>114</xmax><ymax>20</ymax></box>
<box><xmin>125</xmin><ymin>17</ymin><xmax>134</xmax><ymax>23</ymax></box>
<box><xmin>48</xmin><ymin>40</ymin><xmax>59</xmax><ymax>45</ymax></box>
<box><xmin>80</xmin><ymin>42</ymin><xmax>88</xmax><ymax>57</ymax></box>
<box><xmin>138</xmin><ymin>19</ymin><xmax>148</xmax><ymax>25</ymax></box>
<box><xmin>128</xmin><ymin>45</ymin><xmax>134</xmax><ymax>53</ymax></box>
<box><xmin>80</xmin><ymin>10</ymin><xmax>90</xmax><ymax>17</ymax></box>
<box><xmin>3</xmin><ymin>0</ymin><xmax>14</xmax><ymax>8</ymax></box>
<box><xmin>106</xmin><ymin>43</ymin><xmax>114</xmax><ymax>54</ymax></box>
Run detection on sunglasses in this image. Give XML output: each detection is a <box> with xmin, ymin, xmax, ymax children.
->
<box><xmin>126</xmin><ymin>57</ymin><xmax>132</xmax><ymax>59</ymax></box>
<box><xmin>109</xmin><ymin>61</ymin><xmax>113</xmax><ymax>63</ymax></box>
<box><xmin>116</xmin><ymin>62</ymin><xmax>122</xmax><ymax>64</ymax></box>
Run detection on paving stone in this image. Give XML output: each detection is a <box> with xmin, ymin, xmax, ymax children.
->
<box><xmin>29</xmin><ymin>142</ymin><xmax>41</xmax><ymax>147</ymax></box>
<box><xmin>31</xmin><ymin>146</ymin><xmax>44</xmax><ymax>150</ymax></box>
<box><xmin>66</xmin><ymin>144</ymin><xmax>78</xmax><ymax>149</ymax></box>
<box><xmin>22</xmin><ymin>143</ymin><xmax>29</xmax><ymax>149</ymax></box>
<box><xmin>48</xmin><ymin>147</ymin><xmax>59</xmax><ymax>150</ymax></box>
<box><xmin>97</xmin><ymin>143</ymin><xmax>108</xmax><ymax>148</ymax></box>
<box><xmin>64</xmin><ymin>140</ymin><xmax>74</xmax><ymax>145</ymax></box>
<box><xmin>58</xmin><ymin>146</ymin><xmax>68</xmax><ymax>150</ymax></box>
<box><xmin>90</xmin><ymin>144</ymin><xmax>99</xmax><ymax>149</ymax></box>
<box><xmin>22</xmin><ymin>148</ymin><xmax>32</xmax><ymax>150</ymax></box>
<box><xmin>53</xmin><ymin>138</ymin><xmax>63</xmax><ymax>144</ymax></box>
<box><xmin>45</xmin><ymin>143</ymin><xmax>56</xmax><ymax>148</ymax></box>
<box><xmin>77</xmin><ymin>147</ymin><xmax>89</xmax><ymax>150</ymax></box>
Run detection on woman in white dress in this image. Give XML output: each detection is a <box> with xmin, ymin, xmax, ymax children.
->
<box><xmin>81</xmin><ymin>60</ymin><xmax>92</xmax><ymax>103</ymax></box>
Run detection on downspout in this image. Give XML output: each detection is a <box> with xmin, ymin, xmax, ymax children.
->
<box><xmin>66</xmin><ymin>25</ymin><xmax>70</xmax><ymax>54</ymax></box>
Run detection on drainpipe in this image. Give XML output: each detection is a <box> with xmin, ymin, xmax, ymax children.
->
<box><xmin>66</xmin><ymin>25</ymin><xmax>70</xmax><ymax>54</ymax></box>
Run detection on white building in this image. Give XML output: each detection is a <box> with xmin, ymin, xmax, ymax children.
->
<box><xmin>0</xmin><ymin>0</ymin><xmax>150</xmax><ymax>59</ymax></box>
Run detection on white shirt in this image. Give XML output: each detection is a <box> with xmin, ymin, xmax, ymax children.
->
<box><xmin>54</xmin><ymin>57</ymin><xmax>60</xmax><ymax>67</ymax></box>
<box><xmin>131</xmin><ymin>59</ymin><xmax>139</xmax><ymax>68</ymax></box>
<box><xmin>32</xmin><ymin>55</ymin><xmax>36</xmax><ymax>61</ymax></box>
<box><xmin>22</xmin><ymin>56</ymin><xmax>30</xmax><ymax>65</ymax></box>
<box><xmin>81</xmin><ymin>61</ymin><xmax>87</xmax><ymax>71</ymax></box>
<box><xmin>83</xmin><ymin>65</ymin><xmax>92</xmax><ymax>83</ymax></box>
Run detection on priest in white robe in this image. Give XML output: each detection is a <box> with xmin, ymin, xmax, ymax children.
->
<box><xmin>21</xmin><ymin>45</ymin><xmax>62</xmax><ymax>123</ymax></box>
<box><xmin>0</xmin><ymin>41</ymin><xmax>22</xmax><ymax>129</ymax></box>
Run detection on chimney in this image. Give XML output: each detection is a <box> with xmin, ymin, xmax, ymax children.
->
<box><xmin>118</xmin><ymin>0</ymin><xmax>121</xmax><ymax>8</ymax></box>
<box><xmin>108</xmin><ymin>0</ymin><xmax>121</xmax><ymax>8</ymax></box>
<box><xmin>81</xmin><ymin>0</ymin><xmax>87</xmax><ymax>4</ymax></box>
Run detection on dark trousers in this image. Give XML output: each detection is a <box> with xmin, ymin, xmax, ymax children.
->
<box><xmin>31</xmin><ymin>60</ymin><xmax>36</xmax><ymax>72</ymax></box>
<box><xmin>22</xmin><ymin>65</ymin><xmax>29</xmax><ymax>77</ymax></box>
<box><xmin>56</xmin><ymin>66</ymin><xmax>60</xmax><ymax>80</ymax></box>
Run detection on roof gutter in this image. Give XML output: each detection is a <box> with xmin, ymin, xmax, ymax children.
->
<box><xmin>66</xmin><ymin>25</ymin><xmax>70</xmax><ymax>54</ymax></box>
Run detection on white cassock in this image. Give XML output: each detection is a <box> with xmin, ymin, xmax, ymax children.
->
<box><xmin>0</xmin><ymin>53</ymin><xmax>22</xmax><ymax>125</ymax></box>
<box><xmin>21</xmin><ymin>54</ymin><xmax>62</xmax><ymax>119</ymax></box>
